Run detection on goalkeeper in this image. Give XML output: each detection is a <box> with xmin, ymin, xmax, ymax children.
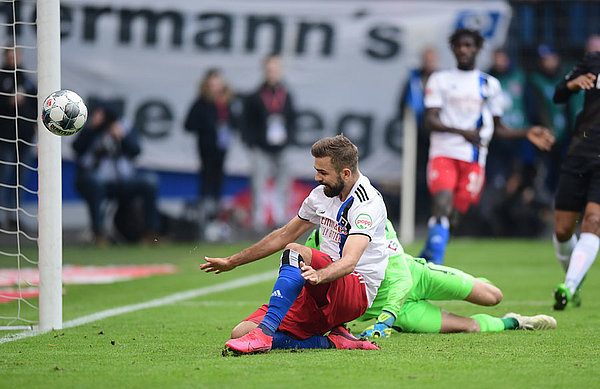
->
<box><xmin>305</xmin><ymin>220</ymin><xmax>557</xmax><ymax>336</ymax></box>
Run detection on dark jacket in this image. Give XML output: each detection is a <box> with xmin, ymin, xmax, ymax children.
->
<box><xmin>0</xmin><ymin>70</ymin><xmax>37</xmax><ymax>142</ymax></box>
<box><xmin>184</xmin><ymin>96</ymin><xmax>235</xmax><ymax>150</ymax></box>
<box><xmin>242</xmin><ymin>82</ymin><xmax>295</xmax><ymax>152</ymax></box>
<box><xmin>72</xmin><ymin>120</ymin><xmax>141</xmax><ymax>177</ymax></box>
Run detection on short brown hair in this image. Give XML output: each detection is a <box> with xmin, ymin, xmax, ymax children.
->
<box><xmin>311</xmin><ymin>135</ymin><xmax>358</xmax><ymax>173</ymax></box>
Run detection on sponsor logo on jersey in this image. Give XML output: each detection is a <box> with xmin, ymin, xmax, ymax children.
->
<box><xmin>355</xmin><ymin>213</ymin><xmax>372</xmax><ymax>229</ymax></box>
<box><xmin>320</xmin><ymin>216</ymin><xmax>347</xmax><ymax>243</ymax></box>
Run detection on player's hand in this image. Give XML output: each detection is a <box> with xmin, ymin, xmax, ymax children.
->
<box><xmin>201</xmin><ymin>256</ymin><xmax>236</xmax><ymax>274</ymax></box>
<box><xmin>358</xmin><ymin>323</ymin><xmax>392</xmax><ymax>338</ymax></box>
<box><xmin>461</xmin><ymin>129</ymin><xmax>482</xmax><ymax>147</ymax></box>
<box><xmin>358</xmin><ymin>310</ymin><xmax>396</xmax><ymax>339</ymax></box>
<box><xmin>567</xmin><ymin>73</ymin><xmax>596</xmax><ymax>91</ymax></box>
<box><xmin>526</xmin><ymin>126</ymin><xmax>555</xmax><ymax>151</ymax></box>
<box><xmin>300</xmin><ymin>262</ymin><xmax>321</xmax><ymax>285</ymax></box>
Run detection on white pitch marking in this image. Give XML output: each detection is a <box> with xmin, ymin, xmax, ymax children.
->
<box><xmin>0</xmin><ymin>270</ymin><xmax>276</xmax><ymax>345</ymax></box>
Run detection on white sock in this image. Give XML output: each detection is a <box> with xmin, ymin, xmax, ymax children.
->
<box><xmin>553</xmin><ymin>233</ymin><xmax>578</xmax><ymax>272</ymax></box>
<box><xmin>565</xmin><ymin>232</ymin><xmax>600</xmax><ymax>294</ymax></box>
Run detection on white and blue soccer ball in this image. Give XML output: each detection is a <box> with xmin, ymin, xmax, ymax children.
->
<box><xmin>41</xmin><ymin>89</ymin><xmax>88</xmax><ymax>136</ymax></box>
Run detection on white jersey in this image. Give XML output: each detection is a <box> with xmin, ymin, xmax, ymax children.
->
<box><xmin>424</xmin><ymin>68</ymin><xmax>503</xmax><ymax>166</ymax></box>
<box><xmin>298</xmin><ymin>174</ymin><xmax>388</xmax><ymax>306</ymax></box>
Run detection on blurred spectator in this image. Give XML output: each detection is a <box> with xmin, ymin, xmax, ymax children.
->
<box><xmin>0</xmin><ymin>47</ymin><xmax>36</xmax><ymax>229</ymax></box>
<box><xmin>526</xmin><ymin>44</ymin><xmax>570</xmax><ymax>195</ymax></box>
<box><xmin>399</xmin><ymin>47</ymin><xmax>438</xmax><ymax>221</ymax></box>
<box><xmin>72</xmin><ymin>102</ymin><xmax>160</xmax><ymax>245</ymax></box>
<box><xmin>487</xmin><ymin>48</ymin><xmax>530</xmax><ymax>184</ymax></box>
<box><xmin>480</xmin><ymin>48</ymin><xmax>535</xmax><ymax>234</ymax></box>
<box><xmin>586</xmin><ymin>34</ymin><xmax>600</xmax><ymax>53</ymax></box>
<box><xmin>243</xmin><ymin>54</ymin><xmax>296</xmax><ymax>230</ymax></box>
<box><xmin>184</xmin><ymin>69</ymin><xmax>236</xmax><ymax>226</ymax></box>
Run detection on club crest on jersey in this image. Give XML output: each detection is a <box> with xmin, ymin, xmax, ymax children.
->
<box><xmin>355</xmin><ymin>214</ymin><xmax>372</xmax><ymax>229</ymax></box>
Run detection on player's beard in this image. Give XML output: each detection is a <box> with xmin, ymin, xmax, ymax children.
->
<box><xmin>322</xmin><ymin>175</ymin><xmax>345</xmax><ymax>198</ymax></box>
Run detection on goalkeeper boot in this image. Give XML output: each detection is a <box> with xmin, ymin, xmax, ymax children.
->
<box><xmin>503</xmin><ymin>313</ymin><xmax>557</xmax><ymax>330</ymax></box>
<box><xmin>328</xmin><ymin>325</ymin><xmax>379</xmax><ymax>350</ymax></box>
<box><xmin>224</xmin><ymin>327</ymin><xmax>272</xmax><ymax>355</ymax></box>
<box><xmin>553</xmin><ymin>283</ymin><xmax>572</xmax><ymax>311</ymax></box>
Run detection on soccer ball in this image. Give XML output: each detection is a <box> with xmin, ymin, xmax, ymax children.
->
<box><xmin>41</xmin><ymin>90</ymin><xmax>88</xmax><ymax>136</ymax></box>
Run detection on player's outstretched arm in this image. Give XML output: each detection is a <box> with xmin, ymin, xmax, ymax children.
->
<box><xmin>202</xmin><ymin>216</ymin><xmax>314</xmax><ymax>274</ymax></box>
<box><xmin>492</xmin><ymin>117</ymin><xmax>555</xmax><ymax>151</ymax></box>
<box><xmin>301</xmin><ymin>234</ymin><xmax>369</xmax><ymax>285</ymax></box>
<box><xmin>525</xmin><ymin>125</ymin><xmax>555</xmax><ymax>151</ymax></box>
<box><xmin>567</xmin><ymin>73</ymin><xmax>597</xmax><ymax>92</ymax></box>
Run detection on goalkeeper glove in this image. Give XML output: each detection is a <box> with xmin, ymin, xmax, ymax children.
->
<box><xmin>358</xmin><ymin>311</ymin><xmax>396</xmax><ymax>338</ymax></box>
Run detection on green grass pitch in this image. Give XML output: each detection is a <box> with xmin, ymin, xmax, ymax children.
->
<box><xmin>1</xmin><ymin>238</ymin><xmax>599</xmax><ymax>388</ymax></box>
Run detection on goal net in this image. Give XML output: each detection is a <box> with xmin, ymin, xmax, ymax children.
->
<box><xmin>0</xmin><ymin>0</ymin><xmax>62</xmax><ymax>331</ymax></box>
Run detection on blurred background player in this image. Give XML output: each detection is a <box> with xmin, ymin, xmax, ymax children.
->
<box><xmin>419</xmin><ymin>28</ymin><xmax>555</xmax><ymax>265</ymax></box>
<box><xmin>184</xmin><ymin>68</ymin><xmax>237</xmax><ymax>236</ymax></box>
<box><xmin>0</xmin><ymin>47</ymin><xmax>36</xmax><ymax>229</ymax></box>
<box><xmin>72</xmin><ymin>102</ymin><xmax>161</xmax><ymax>245</ymax></box>
<box><xmin>242</xmin><ymin>54</ymin><xmax>296</xmax><ymax>231</ymax></box>
<box><xmin>551</xmin><ymin>35</ymin><xmax>600</xmax><ymax>310</ymax></box>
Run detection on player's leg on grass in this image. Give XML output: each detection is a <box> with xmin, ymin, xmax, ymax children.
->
<box><xmin>553</xmin><ymin>209</ymin><xmax>581</xmax><ymax>309</ymax></box>
<box><xmin>556</xmin><ymin>202</ymin><xmax>600</xmax><ymax>310</ymax></box>
<box><xmin>225</xmin><ymin>243</ymin><xmax>310</xmax><ymax>353</ymax></box>
<box><xmin>421</xmin><ymin>157</ymin><xmax>456</xmax><ymax>264</ymax></box>
<box><xmin>232</xmin><ymin>308</ymin><xmax>375</xmax><ymax>350</ymax></box>
<box><xmin>394</xmin><ymin>300</ymin><xmax>514</xmax><ymax>333</ymax></box>
<box><xmin>232</xmin><ymin>319</ymin><xmax>333</xmax><ymax>349</ymax></box>
<box><xmin>464</xmin><ymin>278</ymin><xmax>503</xmax><ymax>306</ymax></box>
<box><xmin>421</xmin><ymin>191</ymin><xmax>452</xmax><ymax>264</ymax></box>
<box><xmin>554</xmin><ymin>209</ymin><xmax>579</xmax><ymax>272</ymax></box>
<box><xmin>419</xmin><ymin>264</ymin><xmax>506</xmax><ymax>332</ymax></box>
<box><xmin>416</xmin><ymin>263</ymin><xmax>554</xmax><ymax>331</ymax></box>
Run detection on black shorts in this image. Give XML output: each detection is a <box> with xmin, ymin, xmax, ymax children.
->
<box><xmin>555</xmin><ymin>155</ymin><xmax>600</xmax><ymax>212</ymax></box>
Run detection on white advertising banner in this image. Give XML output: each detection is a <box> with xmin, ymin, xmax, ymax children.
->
<box><xmin>5</xmin><ymin>0</ymin><xmax>511</xmax><ymax>183</ymax></box>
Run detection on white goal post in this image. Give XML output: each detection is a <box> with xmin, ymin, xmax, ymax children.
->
<box><xmin>400</xmin><ymin>106</ymin><xmax>417</xmax><ymax>245</ymax></box>
<box><xmin>36</xmin><ymin>0</ymin><xmax>62</xmax><ymax>331</ymax></box>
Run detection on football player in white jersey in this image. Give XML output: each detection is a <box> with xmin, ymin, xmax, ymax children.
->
<box><xmin>420</xmin><ymin>28</ymin><xmax>555</xmax><ymax>265</ymax></box>
<box><xmin>202</xmin><ymin>135</ymin><xmax>388</xmax><ymax>354</ymax></box>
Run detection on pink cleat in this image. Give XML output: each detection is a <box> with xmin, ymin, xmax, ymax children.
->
<box><xmin>328</xmin><ymin>326</ymin><xmax>379</xmax><ymax>350</ymax></box>
<box><xmin>225</xmin><ymin>328</ymin><xmax>273</xmax><ymax>355</ymax></box>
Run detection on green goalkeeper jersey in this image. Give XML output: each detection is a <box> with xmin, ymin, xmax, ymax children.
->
<box><xmin>305</xmin><ymin>219</ymin><xmax>415</xmax><ymax>320</ymax></box>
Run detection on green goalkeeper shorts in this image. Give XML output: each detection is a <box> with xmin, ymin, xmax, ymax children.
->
<box><xmin>394</xmin><ymin>260</ymin><xmax>475</xmax><ymax>333</ymax></box>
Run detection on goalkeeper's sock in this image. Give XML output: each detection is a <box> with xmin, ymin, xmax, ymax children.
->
<box><xmin>258</xmin><ymin>250</ymin><xmax>305</xmax><ymax>336</ymax></box>
<box><xmin>553</xmin><ymin>233</ymin><xmax>577</xmax><ymax>272</ymax></box>
<box><xmin>272</xmin><ymin>332</ymin><xmax>332</xmax><ymax>349</ymax></box>
<box><xmin>428</xmin><ymin>216</ymin><xmax>449</xmax><ymax>265</ymax></box>
<box><xmin>471</xmin><ymin>314</ymin><xmax>517</xmax><ymax>332</ymax></box>
<box><xmin>565</xmin><ymin>232</ymin><xmax>599</xmax><ymax>294</ymax></box>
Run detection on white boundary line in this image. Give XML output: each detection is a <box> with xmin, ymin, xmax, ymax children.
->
<box><xmin>0</xmin><ymin>270</ymin><xmax>276</xmax><ymax>345</ymax></box>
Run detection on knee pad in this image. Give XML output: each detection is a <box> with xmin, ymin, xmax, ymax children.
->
<box><xmin>280</xmin><ymin>249</ymin><xmax>303</xmax><ymax>269</ymax></box>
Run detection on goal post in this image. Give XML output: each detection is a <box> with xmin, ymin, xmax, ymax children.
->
<box><xmin>36</xmin><ymin>0</ymin><xmax>62</xmax><ymax>331</ymax></box>
<box><xmin>400</xmin><ymin>106</ymin><xmax>417</xmax><ymax>245</ymax></box>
